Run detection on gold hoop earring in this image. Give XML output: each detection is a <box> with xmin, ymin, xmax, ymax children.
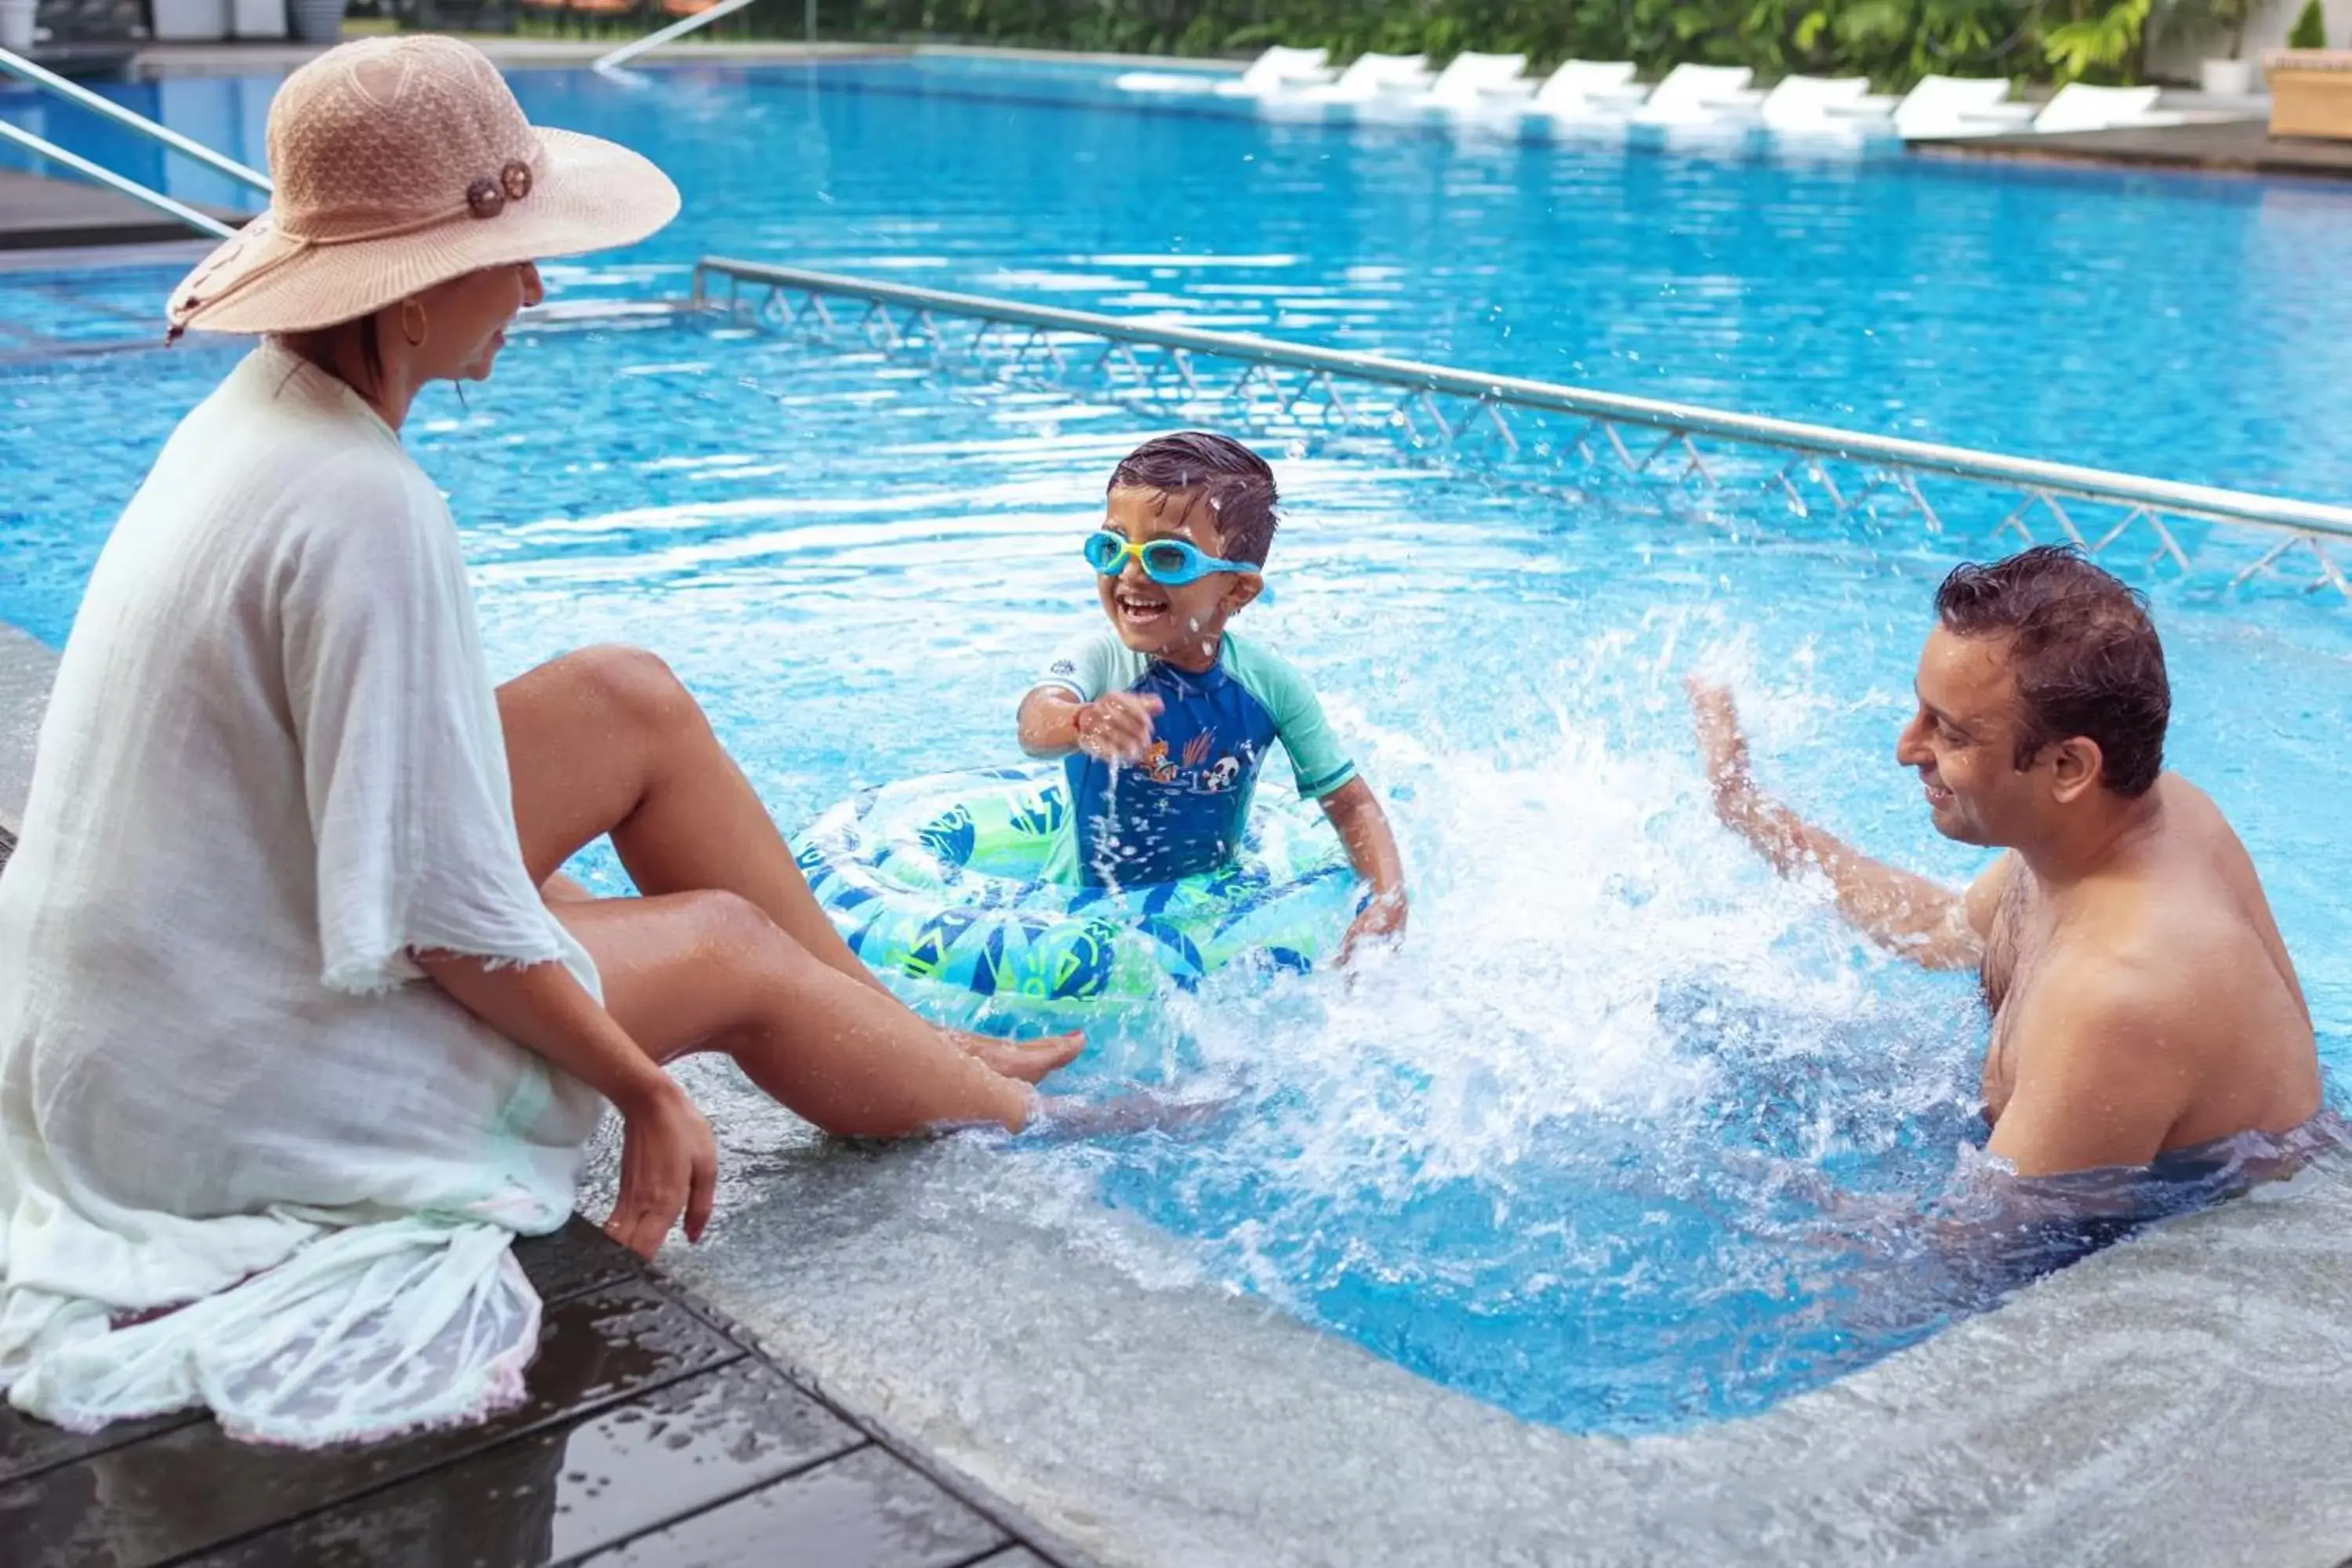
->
<box><xmin>400</xmin><ymin>299</ymin><xmax>428</xmax><ymax>349</ymax></box>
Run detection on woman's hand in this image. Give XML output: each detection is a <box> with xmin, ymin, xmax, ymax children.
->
<box><xmin>416</xmin><ymin>951</ymin><xmax>723</xmax><ymax>1258</ymax></box>
<box><xmin>607</xmin><ymin>1076</ymin><xmax>718</xmax><ymax>1261</ymax></box>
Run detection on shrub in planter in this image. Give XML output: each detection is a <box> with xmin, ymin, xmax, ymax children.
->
<box><xmin>2289</xmin><ymin>0</ymin><xmax>2328</xmax><ymax>49</ymax></box>
<box><xmin>290</xmin><ymin>0</ymin><xmax>343</xmax><ymax>41</ymax></box>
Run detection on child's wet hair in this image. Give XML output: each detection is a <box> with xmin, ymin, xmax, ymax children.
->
<box><xmin>1108</xmin><ymin>432</ymin><xmax>1279</xmax><ymax>566</ymax></box>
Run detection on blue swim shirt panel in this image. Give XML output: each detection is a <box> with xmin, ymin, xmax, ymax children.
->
<box><xmin>1030</xmin><ymin>630</ymin><xmax>1356</xmax><ymax>886</ymax></box>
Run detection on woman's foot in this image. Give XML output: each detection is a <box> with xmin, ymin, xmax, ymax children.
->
<box><xmin>945</xmin><ymin>1028</ymin><xmax>1084</xmax><ymax>1083</ymax></box>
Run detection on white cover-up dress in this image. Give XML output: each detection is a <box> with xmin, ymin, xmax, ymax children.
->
<box><xmin>0</xmin><ymin>343</ymin><xmax>603</xmax><ymax>1445</ymax></box>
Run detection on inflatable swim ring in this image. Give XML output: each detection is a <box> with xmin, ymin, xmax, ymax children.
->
<box><xmin>793</xmin><ymin>762</ymin><xmax>1360</xmax><ymax>1025</ymax></box>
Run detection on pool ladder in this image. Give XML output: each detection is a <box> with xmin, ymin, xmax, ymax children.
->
<box><xmin>0</xmin><ymin>43</ymin><xmax>271</xmax><ymax>241</ymax></box>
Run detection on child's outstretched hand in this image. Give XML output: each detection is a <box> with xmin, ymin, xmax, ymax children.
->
<box><xmin>1074</xmin><ymin>692</ymin><xmax>1163</xmax><ymax>765</ymax></box>
<box><xmin>1338</xmin><ymin>888</ymin><xmax>1408</xmax><ymax>967</ymax></box>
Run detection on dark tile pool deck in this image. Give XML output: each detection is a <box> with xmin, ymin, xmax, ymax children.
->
<box><xmin>0</xmin><ymin>1182</ymin><xmax>1068</xmax><ymax>1568</ymax></box>
<box><xmin>0</xmin><ymin>169</ymin><xmax>256</xmax><ymax>253</ymax></box>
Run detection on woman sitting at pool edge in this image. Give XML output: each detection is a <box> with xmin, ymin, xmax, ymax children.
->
<box><xmin>0</xmin><ymin>37</ymin><xmax>1078</xmax><ymax>1446</ymax></box>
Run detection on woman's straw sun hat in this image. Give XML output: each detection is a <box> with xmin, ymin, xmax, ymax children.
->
<box><xmin>167</xmin><ymin>34</ymin><xmax>679</xmax><ymax>338</ymax></box>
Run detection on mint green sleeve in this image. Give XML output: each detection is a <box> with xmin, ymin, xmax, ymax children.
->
<box><xmin>1030</xmin><ymin>627</ymin><xmax>1128</xmax><ymax>702</ymax></box>
<box><xmin>1232</xmin><ymin>640</ymin><xmax>1359</xmax><ymax>800</ymax></box>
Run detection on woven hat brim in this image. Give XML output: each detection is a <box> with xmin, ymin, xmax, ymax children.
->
<box><xmin>167</xmin><ymin>127</ymin><xmax>681</xmax><ymax>336</ymax></box>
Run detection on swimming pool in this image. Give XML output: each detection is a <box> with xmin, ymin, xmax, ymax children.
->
<box><xmin>13</xmin><ymin>54</ymin><xmax>2352</xmax><ymax>497</ymax></box>
<box><xmin>5</xmin><ymin>51</ymin><xmax>2352</xmax><ymax>1555</ymax></box>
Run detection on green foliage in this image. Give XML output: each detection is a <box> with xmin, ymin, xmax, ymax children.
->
<box><xmin>2288</xmin><ymin>0</ymin><xmax>2328</xmax><ymax>48</ymax></box>
<box><xmin>742</xmin><ymin>0</ymin><xmax>2153</xmax><ymax>88</ymax></box>
<box><xmin>2042</xmin><ymin>0</ymin><xmax>2150</xmax><ymax>80</ymax></box>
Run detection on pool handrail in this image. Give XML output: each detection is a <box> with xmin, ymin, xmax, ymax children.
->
<box><xmin>595</xmin><ymin>0</ymin><xmax>766</xmax><ymax>74</ymax></box>
<box><xmin>0</xmin><ymin>44</ymin><xmax>273</xmax><ymax>198</ymax></box>
<box><xmin>692</xmin><ymin>256</ymin><xmax>2352</xmax><ymax>547</ymax></box>
<box><xmin>0</xmin><ymin>117</ymin><xmax>238</xmax><ymax>240</ymax></box>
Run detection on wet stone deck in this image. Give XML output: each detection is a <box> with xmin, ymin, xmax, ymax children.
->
<box><xmin>0</xmin><ymin>826</ymin><xmax>1063</xmax><ymax>1568</ymax></box>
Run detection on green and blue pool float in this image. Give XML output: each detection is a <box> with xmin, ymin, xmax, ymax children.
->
<box><xmin>793</xmin><ymin>762</ymin><xmax>1360</xmax><ymax>1027</ymax></box>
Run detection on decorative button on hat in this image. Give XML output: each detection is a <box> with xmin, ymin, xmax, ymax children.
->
<box><xmin>167</xmin><ymin>34</ymin><xmax>679</xmax><ymax>337</ymax></box>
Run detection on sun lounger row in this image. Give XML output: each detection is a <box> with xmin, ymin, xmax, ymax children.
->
<box><xmin>1115</xmin><ymin>52</ymin><xmax>2186</xmax><ymax>140</ymax></box>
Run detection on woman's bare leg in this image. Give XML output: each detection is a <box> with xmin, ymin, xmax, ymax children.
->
<box><xmin>499</xmin><ymin>646</ymin><xmax>877</xmax><ymax>980</ymax></box>
<box><xmin>557</xmin><ymin>891</ymin><xmax>1037</xmax><ymax>1137</ymax></box>
<box><xmin>497</xmin><ymin>646</ymin><xmax>1081</xmax><ymax>1079</ymax></box>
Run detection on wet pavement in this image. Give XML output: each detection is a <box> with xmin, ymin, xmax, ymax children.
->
<box><xmin>0</xmin><ymin>1089</ymin><xmax>1066</xmax><ymax>1566</ymax></box>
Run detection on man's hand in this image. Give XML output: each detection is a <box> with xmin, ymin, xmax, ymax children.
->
<box><xmin>1075</xmin><ymin>692</ymin><xmax>1163</xmax><ymax>765</ymax></box>
<box><xmin>606</xmin><ymin>1077</ymin><xmax>718</xmax><ymax>1261</ymax></box>
<box><xmin>1686</xmin><ymin>677</ymin><xmax>1759</xmax><ymax>829</ymax></box>
<box><xmin>1338</xmin><ymin>887</ymin><xmax>1408</xmax><ymax>965</ymax></box>
<box><xmin>1682</xmin><ymin>673</ymin><xmax>1980</xmax><ymax>970</ymax></box>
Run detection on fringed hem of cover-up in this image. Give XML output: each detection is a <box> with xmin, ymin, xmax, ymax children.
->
<box><xmin>2</xmin><ymin>1218</ymin><xmax>545</xmax><ymax>1449</ymax></box>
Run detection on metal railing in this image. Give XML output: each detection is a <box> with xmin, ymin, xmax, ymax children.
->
<box><xmin>0</xmin><ymin>44</ymin><xmax>272</xmax><ymax>195</ymax></box>
<box><xmin>594</xmin><ymin>0</ymin><xmax>765</xmax><ymax>74</ymax></box>
<box><xmin>692</xmin><ymin>257</ymin><xmax>2351</xmax><ymax>601</ymax></box>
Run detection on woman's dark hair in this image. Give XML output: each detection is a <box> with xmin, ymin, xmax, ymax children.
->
<box><xmin>1933</xmin><ymin>544</ymin><xmax>2169</xmax><ymax>797</ymax></box>
<box><xmin>278</xmin><ymin>314</ymin><xmax>387</xmax><ymax>401</ymax></box>
<box><xmin>1108</xmin><ymin>431</ymin><xmax>1280</xmax><ymax>565</ymax></box>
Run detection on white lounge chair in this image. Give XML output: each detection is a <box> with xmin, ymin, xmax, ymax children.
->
<box><xmin>1629</xmin><ymin>64</ymin><xmax>1766</xmax><ymax>126</ymax></box>
<box><xmin>1421</xmin><ymin>51</ymin><xmax>1535</xmax><ymax>109</ymax></box>
<box><xmin>1891</xmin><ymin>74</ymin><xmax>2035</xmax><ymax>140</ymax></box>
<box><xmin>2029</xmin><ymin>82</ymin><xmax>2184</xmax><ymax>132</ymax></box>
<box><xmin>1293</xmin><ymin>52</ymin><xmax>1436</xmax><ymax>103</ymax></box>
<box><xmin>1759</xmin><ymin>74</ymin><xmax>1894</xmax><ymax>132</ymax></box>
<box><xmin>1218</xmin><ymin>45</ymin><xmax>1338</xmax><ymax>98</ymax></box>
<box><xmin>1114</xmin><ymin>45</ymin><xmax>1334</xmax><ymax>98</ymax></box>
<box><xmin>1528</xmin><ymin>59</ymin><xmax>1646</xmax><ymax>120</ymax></box>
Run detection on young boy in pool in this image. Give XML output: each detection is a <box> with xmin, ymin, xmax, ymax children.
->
<box><xmin>1017</xmin><ymin>431</ymin><xmax>1407</xmax><ymax>961</ymax></box>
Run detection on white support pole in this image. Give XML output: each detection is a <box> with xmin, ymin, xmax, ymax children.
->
<box><xmin>594</xmin><ymin>0</ymin><xmax>764</xmax><ymax>74</ymax></box>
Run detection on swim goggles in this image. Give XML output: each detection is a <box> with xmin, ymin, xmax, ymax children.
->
<box><xmin>1083</xmin><ymin>531</ymin><xmax>1265</xmax><ymax>590</ymax></box>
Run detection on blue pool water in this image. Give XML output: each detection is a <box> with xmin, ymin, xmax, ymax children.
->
<box><xmin>4</xmin><ymin>58</ymin><xmax>2350</xmax><ymax>1435</ymax></box>
<box><xmin>13</xmin><ymin>56</ymin><xmax>2352</xmax><ymax>496</ymax></box>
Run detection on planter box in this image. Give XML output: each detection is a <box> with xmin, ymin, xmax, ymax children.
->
<box><xmin>2265</xmin><ymin>49</ymin><xmax>2352</xmax><ymax>139</ymax></box>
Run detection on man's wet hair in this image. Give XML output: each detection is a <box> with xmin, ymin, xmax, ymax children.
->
<box><xmin>1934</xmin><ymin>544</ymin><xmax>2169</xmax><ymax>797</ymax></box>
<box><xmin>1108</xmin><ymin>432</ymin><xmax>1279</xmax><ymax>566</ymax></box>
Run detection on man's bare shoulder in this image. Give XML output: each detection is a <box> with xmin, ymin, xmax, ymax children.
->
<box><xmin>1961</xmin><ymin>851</ymin><xmax>2016</xmax><ymax>940</ymax></box>
<box><xmin>2033</xmin><ymin>933</ymin><xmax>2183</xmax><ymax>1031</ymax></box>
<box><xmin>2146</xmin><ymin>773</ymin><xmax>2267</xmax><ymax>874</ymax></box>
<box><xmin>2050</xmin><ymin>857</ymin><xmax>2297</xmax><ymax>1055</ymax></box>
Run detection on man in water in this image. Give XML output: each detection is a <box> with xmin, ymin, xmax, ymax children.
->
<box><xmin>1690</xmin><ymin>545</ymin><xmax>2320</xmax><ymax>1177</ymax></box>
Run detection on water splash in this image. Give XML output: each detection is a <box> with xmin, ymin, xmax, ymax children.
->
<box><xmin>992</xmin><ymin>624</ymin><xmax>2330</xmax><ymax>1432</ymax></box>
